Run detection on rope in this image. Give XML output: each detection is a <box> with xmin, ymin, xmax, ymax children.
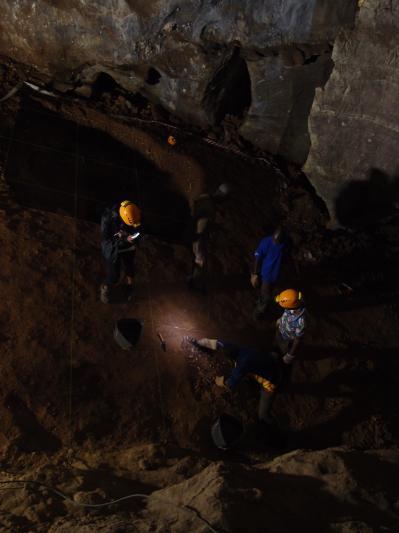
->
<box><xmin>0</xmin><ymin>479</ymin><xmax>221</xmax><ymax>533</ymax></box>
<box><xmin>66</xmin><ymin>122</ymin><xmax>80</xmax><ymax>449</ymax></box>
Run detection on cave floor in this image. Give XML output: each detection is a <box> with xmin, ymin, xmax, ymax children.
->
<box><xmin>0</xmin><ymin>95</ymin><xmax>398</xmax><ymax>469</ymax></box>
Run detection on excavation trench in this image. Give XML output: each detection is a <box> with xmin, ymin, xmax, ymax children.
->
<box><xmin>0</xmin><ymin>94</ymin><xmax>398</xmax><ymax>462</ymax></box>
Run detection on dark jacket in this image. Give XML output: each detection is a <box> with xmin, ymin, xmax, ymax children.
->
<box><xmin>101</xmin><ymin>204</ymin><xmax>140</xmax><ymax>263</ymax></box>
<box><xmin>218</xmin><ymin>341</ymin><xmax>282</xmax><ymax>390</ymax></box>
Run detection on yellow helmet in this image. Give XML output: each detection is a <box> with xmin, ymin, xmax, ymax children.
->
<box><xmin>119</xmin><ymin>200</ymin><xmax>141</xmax><ymax>227</ymax></box>
<box><xmin>275</xmin><ymin>289</ymin><xmax>302</xmax><ymax>309</ymax></box>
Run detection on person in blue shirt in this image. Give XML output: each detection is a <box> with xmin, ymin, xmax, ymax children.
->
<box><xmin>187</xmin><ymin>337</ymin><xmax>283</xmax><ymax>424</ymax></box>
<box><xmin>251</xmin><ymin>226</ymin><xmax>285</xmax><ymax>318</ymax></box>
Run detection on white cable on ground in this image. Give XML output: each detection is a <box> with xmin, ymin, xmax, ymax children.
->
<box><xmin>0</xmin><ymin>479</ymin><xmax>221</xmax><ymax>533</ymax></box>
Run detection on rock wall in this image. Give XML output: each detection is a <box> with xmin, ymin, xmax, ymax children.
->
<box><xmin>0</xmin><ymin>1</ymin><xmax>356</xmax><ymax>164</ymax></box>
<box><xmin>305</xmin><ymin>0</ymin><xmax>399</xmax><ymax>226</ymax></box>
<box><xmin>147</xmin><ymin>448</ymin><xmax>399</xmax><ymax>532</ymax></box>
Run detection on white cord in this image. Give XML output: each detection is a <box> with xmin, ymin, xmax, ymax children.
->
<box><xmin>0</xmin><ymin>479</ymin><xmax>221</xmax><ymax>533</ymax></box>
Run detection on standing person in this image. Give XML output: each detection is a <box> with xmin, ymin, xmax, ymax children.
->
<box><xmin>187</xmin><ymin>183</ymin><xmax>230</xmax><ymax>290</ymax></box>
<box><xmin>100</xmin><ymin>200</ymin><xmax>142</xmax><ymax>304</ymax></box>
<box><xmin>187</xmin><ymin>337</ymin><xmax>282</xmax><ymax>425</ymax></box>
<box><xmin>274</xmin><ymin>289</ymin><xmax>306</xmax><ymax>364</ymax></box>
<box><xmin>251</xmin><ymin>226</ymin><xmax>286</xmax><ymax>319</ymax></box>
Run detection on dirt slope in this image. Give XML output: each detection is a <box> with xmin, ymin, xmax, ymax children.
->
<box><xmin>0</xmin><ymin>82</ymin><xmax>398</xmax><ymax>531</ymax></box>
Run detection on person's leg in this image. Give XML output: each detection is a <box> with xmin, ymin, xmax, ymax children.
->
<box><xmin>101</xmin><ymin>257</ymin><xmax>121</xmax><ymax>303</ymax></box>
<box><xmin>188</xmin><ymin>338</ymin><xmax>239</xmax><ymax>361</ymax></box>
<box><xmin>122</xmin><ymin>251</ymin><xmax>136</xmax><ymax>300</ymax></box>
<box><xmin>216</xmin><ymin>340</ymin><xmax>240</xmax><ymax>362</ymax></box>
<box><xmin>254</xmin><ymin>281</ymin><xmax>271</xmax><ymax>317</ymax></box>
<box><xmin>189</xmin><ymin>239</ymin><xmax>207</xmax><ymax>291</ymax></box>
<box><xmin>258</xmin><ymin>388</ymin><xmax>275</xmax><ymax>424</ymax></box>
<box><xmin>274</xmin><ymin>327</ymin><xmax>289</xmax><ymax>355</ymax></box>
<box><xmin>123</xmin><ymin>251</ymin><xmax>136</xmax><ymax>284</ymax></box>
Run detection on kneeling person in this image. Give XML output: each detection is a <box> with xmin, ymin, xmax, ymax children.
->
<box><xmin>190</xmin><ymin>338</ymin><xmax>282</xmax><ymax>424</ymax></box>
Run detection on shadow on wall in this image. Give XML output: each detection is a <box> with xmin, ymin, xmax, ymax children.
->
<box><xmin>335</xmin><ymin>168</ymin><xmax>399</xmax><ymax>227</ymax></box>
<box><xmin>202</xmin><ymin>46</ymin><xmax>251</xmax><ymax>126</ymax></box>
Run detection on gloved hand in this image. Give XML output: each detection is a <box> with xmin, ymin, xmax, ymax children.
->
<box><xmin>250</xmin><ymin>273</ymin><xmax>260</xmax><ymax>288</ymax></box>
<box><xmin>215</xmin><ymin>375</ymin><xmax>226</xmax><ymax>388</ymax></box>
<box><xmin>283</xmin><ymin>353</ymin><xmax>295</xmax><ymax>364</ymax></box>
<box><xmin>127</xmin><ymin>233</ymin><xmax>139</xmax><ymax>243</ymax></box>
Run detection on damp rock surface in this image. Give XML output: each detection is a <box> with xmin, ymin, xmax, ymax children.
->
<box><xmin>305</xmin><ymin>0</ymin><xmax>399</xmax><ymax>226</ymax></box>
<box><xmin>0</xmin><ymin>1</ymin><xmax>356</xmax><ymax>163</ymax></box>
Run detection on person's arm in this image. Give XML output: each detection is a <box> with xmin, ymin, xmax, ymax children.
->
<box><xmin>251</xmin><ymin>241</ymin><xmax>264</xmax><ymax>288</ymax></box>
<box><xmin>101</xmin><ymin>212</ymin><xmax>120</xmax><ymax>262</ymax></box>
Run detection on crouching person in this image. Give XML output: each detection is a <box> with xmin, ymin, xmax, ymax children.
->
<box><xmin>189</xmin><ymin>338</ymin><xmax>282</xmax><ymax>425</ymax></box>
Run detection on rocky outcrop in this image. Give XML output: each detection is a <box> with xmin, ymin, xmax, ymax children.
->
<box><xmin>2</xmin><ymin>447</ymin><xmax>398</xmax><ymax>531</ymax></box>
<box><xmin>305</xmin><ymin>0</ymin><xmax>399</xmax><ymax>226</ymax></box>
<box><xmin>147</xmin><ymin>448</ymin><xmax>399</xmax><ymax>532</ymax></box>
<box><xmin>0</xmin><ymin>1</ymin><xmax>356</xmax><ymax>163</ymax></box>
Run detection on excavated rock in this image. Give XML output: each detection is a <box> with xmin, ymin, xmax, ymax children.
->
<box><xmin>146</xmin><ymin>447</ymin><xmax>399</xmax><ymax>532</ymax></box>
<box><xmin>305</xmin><ymin>0</ymin><xmax>399</xmax><ymax>226</ymax></box>
<box><xmin>0</xmin><ymin>1</ymin><xmax>356</xmax><ymax>163</ymax></box>
<box><xmin>2</xmin><ymin>447</ymin><xmax>398</xmax><ymax>531</ymax></box>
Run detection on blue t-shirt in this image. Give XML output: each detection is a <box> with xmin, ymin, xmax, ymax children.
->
<box><xmin>254</xmin><ymin>236</ymin><xmax>284</xmax><ymax>283</ymax></box>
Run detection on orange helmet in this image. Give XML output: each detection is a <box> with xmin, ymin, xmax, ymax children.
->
<box><xmin>275</xmin><ymin>289</ymin><xmax>302</xmax><ymax>309</ymax></box>
<box><xmin>119</xmin><ymin>200</ymin><xmax>141</xmax><ymax>227</ymax></box>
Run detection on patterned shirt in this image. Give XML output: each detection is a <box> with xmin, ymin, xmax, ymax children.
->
<box><xmin>279</xmin><ymin>308</ymin><xmax>306</xmax><ymax>341</ymax></box>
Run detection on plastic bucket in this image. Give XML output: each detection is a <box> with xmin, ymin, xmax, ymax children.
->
<box><xmin>114</xmin><ymin>319</ymin><xmax>142</xmax><ymax>350</ymax></box>
<box><xmin>211</xmin><ymin>414</ymin><xmax>243</xmax><ymax>449</ymax></box>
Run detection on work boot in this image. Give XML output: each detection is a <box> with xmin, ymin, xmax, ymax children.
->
<box><xmin>100</xmin><ymin>284</ymin><xmax>110</xmax><ymax>304</ymax></box>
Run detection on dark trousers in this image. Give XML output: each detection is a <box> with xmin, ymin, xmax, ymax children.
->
<box><xmin>218</xmin><ymin>341</ymin><xmax>278</xmax><ymax>423</ymax></box>
<box><xmin>189</xmin><ymin>238</ymin><xmax>208</xmax><ymax>290</ymax></box>
<box><xmin>255</xmin><ymin>281</ymin><xmax>273</xmax><ymax>314</ymax></box>
<box><xmin>275</xmin><ymin>329</ymin><xmax>291</xmax><ymax>355</ymax></box>
<box><xmin>105</xmin><ymin>251</ymin><xmax>136</xmax><ymax>285</ymax></box>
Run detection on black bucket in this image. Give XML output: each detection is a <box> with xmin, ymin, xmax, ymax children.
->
<box><xmin>114</xmin><ymin>319</ymin><xmax>142</xmax><ymax>350</ymax></box>
<box><xmin>211</xmin><ymin>414</ymin><xmax>243</xmax><ymax>450</ymax></box>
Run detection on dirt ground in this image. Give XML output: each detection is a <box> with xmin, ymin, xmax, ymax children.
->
<box><xmin>0</xmin><ymin>73</ymin><xmax>399</xmax><ymax>530</ymax></box>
